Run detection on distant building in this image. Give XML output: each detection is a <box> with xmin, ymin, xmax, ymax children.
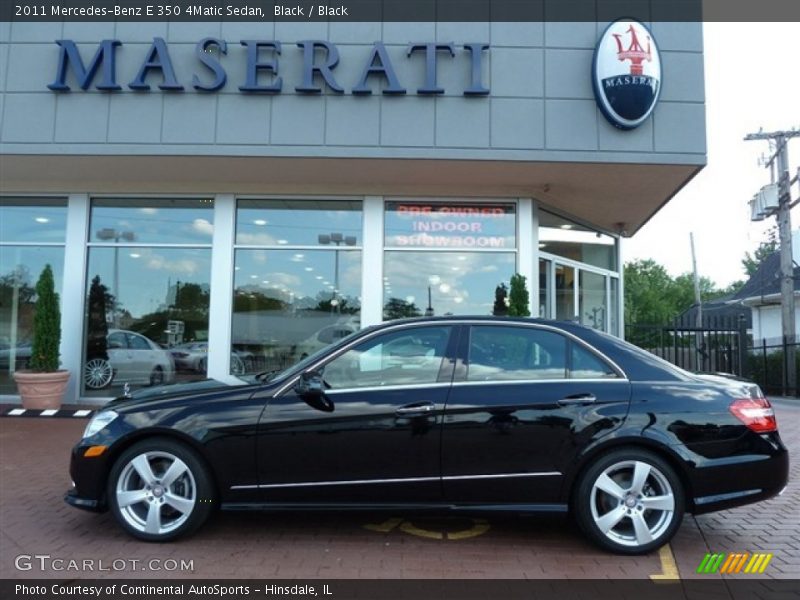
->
<box><xmin>732</xmin><ymin>232</ymin><xmax>800</xmax><ymax>344</ymax></box>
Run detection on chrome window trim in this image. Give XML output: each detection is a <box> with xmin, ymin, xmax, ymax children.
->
<box><xmin>273</xmin><ymin>319</ymin><xmax>629</xmax><ymax>397</ymax></box>
<box><xmin>230</xmin><ymin>471</ymin><xmax>562</xmax><ymax>491</ymax></box>
<box><xmin>451</xmin><ymin>378</ymin><xmax>629</xmax><ymax>388</ymax></box>
<box><xmin>325</xmin><ymin>382</ymin><xmax>452</xmax><ymax>395</ymax></box>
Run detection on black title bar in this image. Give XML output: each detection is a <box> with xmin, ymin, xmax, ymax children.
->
<box><xmin>3</xmin><ymin>0</ymin><xmax>800</xmax><ymax>22</ymax></box>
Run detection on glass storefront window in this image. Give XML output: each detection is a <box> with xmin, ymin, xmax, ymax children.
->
<box><xmin>539</xmin><ymin>210</ymin><xmax>616</xmax><ymax>271</ymax></box>
<box><xmin>0</xmin><ymin>247</ymin><xmax>65</xmax><ymax>394</ymax></box>
<box><xmin>539</xmin><ymin>258</ymin><xmax>551</xmax><ymax>318</ymax></box>
<box><xmin>83</xmin><ymin>199</ymin><xmax>214</xmax><ymax>396</ymax></box>
<box><xmin>234</xmin><ymin>199</ymin><xmax>363</xmax><ymax>374</ymax></box>
<box><xmin>579</xmin><ymin>270</ymin><xmax>607</xmax><ymax>331</ymax></box>
<box><xmin>0</xmin><ymin>199</ymin><xmax>68</xmax><ymax>243</ymax></box>
<box><xmin>383</xmin><ymin>251</ymin><xmax>516</xmax><ymax>318</ymax></box>
<box><xmin>610</xmin><ymin>277</ymin><xmax>620</xmax><ymax>336</ymax></box>
<box><xmin>1</xmin><ymin>199</ymin><xmax>67</xmax><ymax>394</ymax></box>
<box><xmin>232</xmin><ymin>249</ymin><xmax>361</xmax><ymax>373</ymax></box>
<box><xmin>91</xmin><ymin>199</ymin><xmax>214</xmax><ymax>245</ymax></box>
<box><xmin>385</xmin><ymin>201</ymin><xmax>516</xmax><ymax>249</ymax></box>
<box><xmin>383</xmin><ymin>200</ymin><xmax>517</xmax><ymax>320</ymax></box>
<box><xmin>236</xmin><ymin>199</ymin><xmax>362</xmax><ymax>246</ymax></box>
<box><xmin>555</xmin><ymin>264</ymin><xmax>575</xmax><ymax>320</ymax></box>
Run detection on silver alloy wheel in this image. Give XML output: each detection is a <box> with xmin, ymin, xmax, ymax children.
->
<box><xmin>115</xmin><ymin>451</ymin><xmax>197</xmax><ymax>536</ymax></box>
<box><xmin>84</xmin><ymin>358</ymin><xmax>113</xmax><ymax>389</ymax></box>
<box><xmin>589</xmin><ymin>460</ymin><xmax>675</xmax><ymax>548</ymax></box>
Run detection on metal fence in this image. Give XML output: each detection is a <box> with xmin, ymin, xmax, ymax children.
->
<box><xmin>747</xmin><ymin>337</ymin><xmax>800</xmax><ymax>396</ymax></box>
<box><xmin>626</xmin><ymin>315</ymin><xmax>799</xmax><ymax>397</ymax></box>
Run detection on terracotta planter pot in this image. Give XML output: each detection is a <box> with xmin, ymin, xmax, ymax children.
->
<box><xmin>13</xmin><ymin>370</ymin><xmax>71</xmax><ymax>410</ymax></box>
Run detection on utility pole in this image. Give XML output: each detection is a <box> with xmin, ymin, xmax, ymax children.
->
<box><xmin>745</xmin><ymin>128</ymin><xmax>800</xmax><ymax>395</ymax></box>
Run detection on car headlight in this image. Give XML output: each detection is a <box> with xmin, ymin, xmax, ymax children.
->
<box><xmin>83</xmin><ymin>410</ymin><xmax>119</xmax><ymax>439</ymax></box>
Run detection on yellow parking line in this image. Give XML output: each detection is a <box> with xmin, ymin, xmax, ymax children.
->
<box><xmin>650</xmin><ymin>544</ymin><xmax>680</xmax><ymax>581</ymax></box>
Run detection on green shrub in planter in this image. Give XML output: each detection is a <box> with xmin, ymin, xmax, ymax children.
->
<box><xmin>29</xmin><ymin>264</ymin><xmax>61</xmax><ymax>372</ymax></box>
<box><xmin>14</xmin><ymin>264</ymin><xmax>69</xmax><ymax>409</ymax></box>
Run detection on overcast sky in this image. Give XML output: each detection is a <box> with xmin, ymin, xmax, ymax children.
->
<box><xmin>624</xmin><ymin>22</ymin><xmax>800</xmax><ymax>288</ymax></box>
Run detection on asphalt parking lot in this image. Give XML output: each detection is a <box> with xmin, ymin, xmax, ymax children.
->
<box><xmin>0</xmin><ymin>399</ymin><xmax>797</xmax><ymax>581</ymax></box>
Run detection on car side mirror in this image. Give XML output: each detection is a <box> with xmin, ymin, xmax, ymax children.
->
<box><xmin>294</xmin><ymin>370</ymin><xmax>334</xmax><ymax>412</ymax></box>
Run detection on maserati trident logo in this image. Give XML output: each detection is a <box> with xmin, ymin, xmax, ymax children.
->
<box><xmin>593</xmin><ymin>19</ymin><xmax>662</xmax><ymax>130</ymax></box>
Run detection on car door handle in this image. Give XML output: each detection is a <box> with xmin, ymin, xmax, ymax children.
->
<box><xmin>396</xmin><ymin>402</ymin><xmax>436</xmax><ymax>415</ymax></box>
<box><xmin>557</xmin><ymin>393</ymin><xmax>597</xmax><ymax>406</ymax></box>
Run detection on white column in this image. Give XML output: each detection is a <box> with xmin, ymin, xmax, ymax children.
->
<box><xmin>360</xmin><ymin>196</ymin><xmax>384</xmax><ymax>327</ymax></box>
<box><xmin>520</xmin><ymin>199</ymin><xmax>538</xmax><ymax>317</ymax></box>
<box><xmin>62</xmin><ymin>194</ymin><xmax>90</xmax><ymax>404</ymax></box>
<box><xmin>206</xmin><ymin>194</ymin><xmax>239</xmax><ymax>383</ymax></box>
<box><xmin>617</xmin><ymin>236</ymin><xmax>625</xmax><ymax>339</ymax></box>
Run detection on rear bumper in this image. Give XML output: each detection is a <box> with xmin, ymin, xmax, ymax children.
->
<box><xmin>683</xmin><ymin>433</ymin><xmax>789</xmax><ymax>515</ymax></box>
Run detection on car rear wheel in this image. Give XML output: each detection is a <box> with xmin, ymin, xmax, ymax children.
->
<box><xmin>108</xmin><ymin>438</ymin><xmax>215</xmax><ymax>542</ymax></box>
<box><xmin>574</xmin><ymin>449</ymin><xmax>684</xmax><ymax>555</ymax></box>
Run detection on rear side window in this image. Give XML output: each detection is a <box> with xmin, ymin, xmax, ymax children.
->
<box><xmin>570</xmin><ymin>344</ymin><xmax>619</xmax><ymax>379</ymax></box>
<box><xmin>467</xmin><ymin>326</ymin><xmax>567</xmax><ymax>381</ymax></box>
<box><xmin>467</xmin><ymin>326</ymin><xmax>619</xmax><ymax>381</ymax></box>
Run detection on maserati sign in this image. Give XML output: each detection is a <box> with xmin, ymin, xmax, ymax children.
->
<box><xmin>592</xmin><ymin>19</ymin><xmax>662</xmax><ymax>130</ymax></box>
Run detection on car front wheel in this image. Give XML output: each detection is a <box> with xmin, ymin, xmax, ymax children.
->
<box><xmin>574</xmin><ymin>449</ymin><xmax>684</xmax><ymax>555</ymax></box>
<box><xmin>84</xmin><ymin>358</ymin><xmax>113</xmax><ymax>389</ymax></box>
<box><xmin>107</xmin><ymin>438</ymin><xmax>215</xmax><ymax>542</ymax></box>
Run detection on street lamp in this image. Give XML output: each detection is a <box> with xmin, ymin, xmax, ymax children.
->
<box><xmin>318</xmin><ymin>232</ymin><xmax>356</xmax><ymax>313</ymax></box>
<box><xmin>96</xmin><ymin>228</ymin><xmax>135</xmax><ymax>327</ymax></box>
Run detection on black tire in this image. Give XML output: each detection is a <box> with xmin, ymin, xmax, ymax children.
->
<box><xmin>573</xmin><ymin>448</ymin><xmax>684</xmax><ymax>555</ymax></box>
<box><xmin>107</xmin><ymin>438</ymin><xmax>215</xmax><ymax>542</ymax></box>
<box><xmin>149</xmin><ymin>366</ymin><xmax>164</xmax><ymax>386</ymax></box>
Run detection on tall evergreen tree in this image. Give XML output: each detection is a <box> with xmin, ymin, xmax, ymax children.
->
<box><xmin>507</xmin><ymin>274</ymin><xmax>531</xmax><ymax>317</ymax></box>
<box><xmin>29</xmin><ymin>264</ymin><xmax>61</xmax><ymax>372</ymax></box>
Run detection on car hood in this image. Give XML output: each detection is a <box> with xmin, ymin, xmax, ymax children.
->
<box><xmin>105</xmin><ymin>378</ymin><xmax>247</xmax><ymax>408</ymax></box>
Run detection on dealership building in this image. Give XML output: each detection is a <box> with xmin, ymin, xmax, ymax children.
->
<box><xmin>0</xmin><ymin>18</ymin><xmax>706</xmax><ymax>404</ymax></box>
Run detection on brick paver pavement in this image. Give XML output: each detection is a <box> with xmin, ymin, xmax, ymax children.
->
<box><xmin>0</xmin><ymin>399</ymin><xmax>796</xmax><ymax>580</ymax></box>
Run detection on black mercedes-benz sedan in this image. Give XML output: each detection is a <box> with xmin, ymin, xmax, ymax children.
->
<box><xmin>65</xmin><ymin>317</ymin><xmax>788</xmax><ymax>554</ymax></box>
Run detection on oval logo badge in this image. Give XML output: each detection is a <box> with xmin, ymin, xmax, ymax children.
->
<box><xmin>593</xmin><ymin>19</ymin><xmax>662</xmax><ymax>130</ymax></box>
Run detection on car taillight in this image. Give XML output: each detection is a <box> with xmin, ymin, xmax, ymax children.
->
<box><xmin>729</xmin><ymin>397</ymin><xmax>777</xmax><ymax>433</ymax></box>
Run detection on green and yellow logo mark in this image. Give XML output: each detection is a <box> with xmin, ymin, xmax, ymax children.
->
<box><xmin>697</xmin><ymin>552</ymin><xmax>773</xmax><ymax>574</ymax></box>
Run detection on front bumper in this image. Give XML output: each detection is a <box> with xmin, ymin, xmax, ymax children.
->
<box><xmin>66</xmin><ymin>440</ymin><xmax>114</xmax><ymax>514</ymax></box>
<box><xmin>64</xmin><ymin>488</ymin><xmax>106</xmax><ymax>513</ymax></box>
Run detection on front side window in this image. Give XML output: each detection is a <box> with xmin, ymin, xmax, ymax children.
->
<box><xmin>321</xmin><ymin>326</ymin><xmax>452</xmax><ymax>390</ymax></box>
